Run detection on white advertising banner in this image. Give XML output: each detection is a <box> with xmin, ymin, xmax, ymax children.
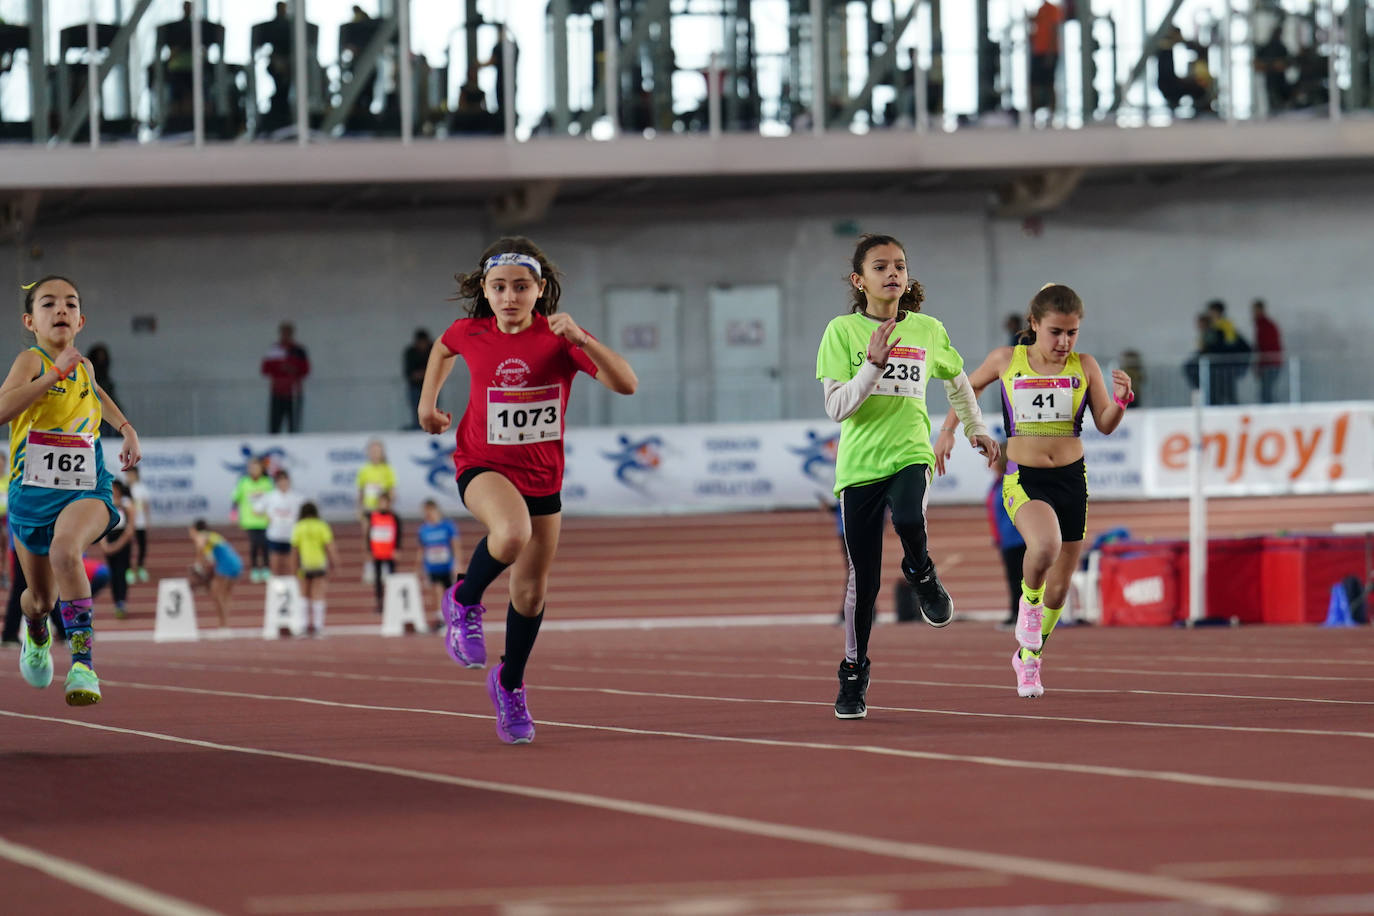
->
<box><xmin>63</xmin><ymin>401</ymin><xmax>1372</xmax><ymax>526</ymax></box>
<box><xmin>1141</xmin><ymin>401</ymin><xmax>1374</xmax><ymax>497</ymax></box>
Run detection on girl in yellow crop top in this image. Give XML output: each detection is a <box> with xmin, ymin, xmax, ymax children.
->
<box><xmin>0</xmin><ymin>276</ymin><xmax>142</xmax><ymax>707</ymax></box>
<box><xmin>933</xmin><ymin>284</ymin><xmax>1133</xmax><ymax>700</ymax></box>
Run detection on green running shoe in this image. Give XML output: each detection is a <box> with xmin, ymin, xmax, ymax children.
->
<box><xmin>64</xmin><ymin>662</ymin><xmax>101</xmax><ymax>707</ymax></box>
<box><xmin>19</xmin><ymin>623</ymin><xmax>53</xmax><ymax>689</ymax></box>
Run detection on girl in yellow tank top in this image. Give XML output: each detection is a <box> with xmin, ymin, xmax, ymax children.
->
<box><xmin>0</xmin><ymin>276</ymin><xmax>142</xmax><ymax>707</ymax></box>
<box><xmin>934</xmin><ymin>284</ymin><xmax>1133</xmax><ymax>700</ymax></box>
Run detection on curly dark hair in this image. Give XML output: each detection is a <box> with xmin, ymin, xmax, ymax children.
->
<box><xmin>847</xmin><ymin>234</ymin><xmax>925</xmax><ymax>315</ymax></box>
<box><xmin>451</xmin><ymin>237</ymin><xmax>562</xmax><ymax>318</ymax></box>
<box><xmin>22</xmin><ymin>275</ymin><xmax>81</xmax><ymax>314</ymax></box>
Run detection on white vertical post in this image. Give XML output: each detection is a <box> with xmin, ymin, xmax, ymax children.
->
<box><xmin>501</xmin><ymin>9</ymin><xmax>515</xmax><ymax>141</ymax></box>
<box><xmin>1187</xmin><ymin>388</ymin><xmax>1207</xmax><ymax>624</ymax></box>
<box><xmin>1220</xmin><ymin>0</ymin><xmax>1234</xmax><ymax>124</ymax></box>
<box><xmin>1325</xmin><ymin>0</ymin><xmax>1340</xmax><ymax>121</ymax></box>
<box><xmin>707</xmin><ymin>52</ymin><xmax>722</xmax><ymax>137</ymax></box>
<box><xmin>294</xmin><ymin>0</ymin><xmax>309</xmax><ymax>144</ymax></box>
<box><xmin>191</xmin><ymin>0</ymin><xmax>205</xmax><ymax>146</ymax></box>
<box><xmin>810</xmin><ymin>0</ymin><xmax>824</xmax><ymax>133</ymax></box>
<box><xmin>603</xmin><ymin>0</ymin><xmax>618</xmax><ymax>137</ymax></box>
<box><xmin>86</xmin><ymin>4</ymin><xmax>99</xmax><ymax>147</ymax></box>
<box><xmin>398</xmin><ymin>0</ymin><xmax>413</xmax><ymax>143</ymax></box>
<box><xmin>913</xmin><ymin>46</ymin><xmax>928</xmax><ymax>132</ymax></box>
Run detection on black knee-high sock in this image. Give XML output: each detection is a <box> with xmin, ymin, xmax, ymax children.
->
<box><xmin>500</xmin><ymin>604</ymin><xmax>543</xmax><ymax>690</ymax></box>
<box><xmin>454</xmin><ymin>538</ymin><xmax>511</xmax><ymax>606</ymax></box>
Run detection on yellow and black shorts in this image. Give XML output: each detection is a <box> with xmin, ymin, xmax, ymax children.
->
<box><xmin>1002</xmin><ymin>458</ymin><xmax>1089</xmax><ymax>543</ymax></box>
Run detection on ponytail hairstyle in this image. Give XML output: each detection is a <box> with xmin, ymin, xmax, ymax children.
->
<box><xmin>847</xmin><ymin>234</ymin><xmax>925</xmax><ymax>316</ymax></box>
<box><xmin>22</xmin><ymin>275</ymin><xmax>81</xmax><ymax>314</ymax></box>
<box><xmin>452</xmin><ymin>237</ymin><xmax>563</xmax><ymax>319</ymax></box>
<box><xmin>1019</xmin><ymin>283</ymin><xmax>1084</xmax><ymax>345</ymax></box>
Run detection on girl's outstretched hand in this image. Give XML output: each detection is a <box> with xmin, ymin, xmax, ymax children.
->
<box><xmin>419</xmin><ymin>405</ymin><xmax>451</xmax><ymax>435</ymax></box>
<box><xmin>971</xmin><ymin>434</ymin><xmax>999</xmax><ymax>469</ymax></box>
<box><xmin>53</xmin><ymin>347</ymin><xmax>83</xmax><ymax>380</ymax></box>
<box><xmin>933</xmin><ymin>428</ymin><xmax>956</xmax><ymax>476</ymax></box>
<box><xmin>866</xmin><ymin>318</ymin><xmax>899</xmax><ymax>367</ymax></box>
<box><xmin>118</xmin><ymin>428</ymin><xmax>141</xmax><ymax>471</ymax></box>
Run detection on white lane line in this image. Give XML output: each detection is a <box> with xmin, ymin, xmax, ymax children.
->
<box><xmin>67</xmin><ymin>661</ymin><xmax>1374</xmax><ymax>738</ymax></box>
<box><xmin>72</xmin><ymin>679</ymin><xmax>1374</xmax><ymax>803</ymax></box>
<box><xmin>0</xmin><ymin>835</ymin><xmax>222</xmax><ymax>916</ymax></box>
<box><xmin>1158</xmin><ymin>858</ymin><xmax>1374</xmax><ymax>879</ymax></box>
<box><xmin>541</xmin><ymin>651</ymin><xmax>1374</xmax><ymax>684</ymax></box>
<box><xmin>0</xmin><ymin>709</ymin><xmax>1280</xmax><ymax>915</ymax></box>
<box><xmin>244</xmin><ymin>870</ymin><xmax>1007</xmax><ymax>914</ymax></box>
<box><xmin>107</xmin><ymin>659</ymin><xmax>1374</xmax><ymax>707</ymax></box>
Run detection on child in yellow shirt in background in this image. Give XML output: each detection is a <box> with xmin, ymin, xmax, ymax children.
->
<box><xmin>291</xmin><ymin>501</ymin><xmax>338</xmax><ymax>637</ymax></box>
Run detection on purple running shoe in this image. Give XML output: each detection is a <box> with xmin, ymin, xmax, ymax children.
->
<box><xmin>443</xmin><ymin>582</ymin><xmax>487</xmax><ymax>668</ymax></box>
<box><xmin>487</xmin><ymin>663</ymin><xmax>535</xmax><ymax>744</ymax></box>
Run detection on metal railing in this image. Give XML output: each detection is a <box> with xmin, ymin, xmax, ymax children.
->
<box><xmin>1</xmin><ymin>0</ymin><xmax>1370</xmax><ymax>147</ymax></box>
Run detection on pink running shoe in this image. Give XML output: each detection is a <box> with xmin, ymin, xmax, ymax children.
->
<box><xmin>487</xmin><ymin>663</ymin><xmax>535</xmax><ymax>744</ymax></box>
<box><xmin>443</xmin><ymin>583</ymin><xmax>487</xmax><ymax>669</ymax></box>
<box><xmin>1012</xmin><ymin>650</ymin><xmax>1044</xmax><ymax>698</ymax></box>
<box><xmin>1014</xmin><ymin>596</ymin><xmax>1044</xmax><ymax>651</ymax></box>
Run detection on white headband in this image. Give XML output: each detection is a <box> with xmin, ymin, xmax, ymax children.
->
<box><xmin>483</xmin><ymin>253</ymin><xmax>542</xmax><ymax>277</ymax></box>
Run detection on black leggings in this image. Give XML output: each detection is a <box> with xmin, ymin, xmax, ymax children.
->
<box><xmin>839</xmin><ymin>463</ymin><xmax>931</xmax><ymax>665</ymax></box>
<box><xmin>134</xmin><ymin>529</ymin><xmax>147</xmax><ymax>568</ymax></box>
<box><xmin>107</xmin><ymin>541</ymin><xmax>132</xmax><ymax>606</ymax></box>
<box><xmin>246</xmin><ymin>529</ymin><xmax>269</xmax><ymax>570</ymax></box>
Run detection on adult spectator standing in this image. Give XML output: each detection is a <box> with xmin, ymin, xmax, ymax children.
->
<box><xmin>1254</xmin><ymin>20</ymin><xmax>1293</xmax><ymax>114</ymax></box>
<box><xmin>261</xmin><ymin>322</ymin><xmax>310</xmax><ymax>433</ymax></box>
<box><xmin>1028</xmin><ymin>0</ymin><xmax>1064</xmax><ymax>121</ymax></box>
<box><xmin>1252</xmin><ymin>299</ymin><xmax>1284</xmax><ymax>403</ymax></box>
<box><xmin>1003</xmin><ymin>312</ymin><xmax>1024</xmax><ymax>347</ymax></box>
<box><xmin>402</xmin><ymin>329</ymin><xmax>432</xmax><ymax>429</ymax></box>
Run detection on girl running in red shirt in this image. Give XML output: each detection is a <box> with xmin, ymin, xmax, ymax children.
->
<box><xmin>419</xmin><ymin>237</ymin><xmax>638</xmax><ymax>744</ymax></box>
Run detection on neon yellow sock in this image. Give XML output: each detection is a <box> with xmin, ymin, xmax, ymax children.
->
<box><xmin>1020</xmin><ymin>580</ymin><xmax>1045</xmax><ymax>605</ymax></box>
<box><xmin>1041</xmin><ymin>605</ymin><xmax>1063</xmax><ymax>639</ymax></box>
<box><xmin>1021</xmin><ymin>605</ymin><xmax>1064</xmax><ymax>661</ymax></box>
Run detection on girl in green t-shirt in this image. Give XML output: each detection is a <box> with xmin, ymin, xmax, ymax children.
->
<box><xmin>815</xmin><ymin>234</ymin><xmax>997</xmax><ymax>720</ymax></box>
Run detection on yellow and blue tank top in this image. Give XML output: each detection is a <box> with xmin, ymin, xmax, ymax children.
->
<box><xmin>999</xmin><ymin>345</ymin><xmax>1089</xmax><ymax>438</ymax></box>
<box><xmin>7</xmin><ymin>347</ymin><xmax>112</xmax><ymax>523</ymax></box>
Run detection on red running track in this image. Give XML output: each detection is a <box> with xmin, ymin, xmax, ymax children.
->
<box><xmin>1</xmin><ymin>620</ymin><xmax>1372</xmax><ymax>915</ymax></box>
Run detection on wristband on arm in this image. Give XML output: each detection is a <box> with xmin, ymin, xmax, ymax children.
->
<box><xmin>1113</xmin><ymin>390</ymin><xmax>1135</xmax><ymax>410</ymax></box>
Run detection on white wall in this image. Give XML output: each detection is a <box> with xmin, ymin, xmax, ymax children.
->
<box><xmin>3</xmin><ymin>168</ymin><xmax>1369</xmax><ymax>436</ymax></box>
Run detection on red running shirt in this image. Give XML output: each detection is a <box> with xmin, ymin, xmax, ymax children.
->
<box><xmin>441</xmin><ymin>314</ymin><xmax>599</xmax><ymax>497</ymax></box>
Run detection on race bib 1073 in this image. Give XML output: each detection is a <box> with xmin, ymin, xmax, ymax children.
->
<box><xmin>487</xmin><ymin>384</ymin><xmax>562</xmax><ymax>444</ymax></box>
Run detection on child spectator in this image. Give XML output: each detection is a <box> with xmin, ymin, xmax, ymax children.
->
<box><xmin>258</xmin><ymin>469</ymin><xmax>305</xmax><ymax>577</ymax></box>
<box><xmin>103</xmin><ymin>480</ymin><xmax>136</xmax><ymax>619</ymax></box>
<box><xmin>231</xmin><ymin>456</ymin><xmax>273</xmax><ymax>582</ymax></box>
<box><xmin>189</xmin><ymin>519</ymin><xmax>243</xmax><ymax>629</ymax></box>
<box><xmin>291</xmin><ymin>501</ymin><xmax>338</xmax><ymax>637</ymax></box>
<box><xmin>415</xmin><ymin>499</ymin><xmax>461</xmax><ymax>630</ymax></box>
<box><xmin>366</xmin><ymin>492</ymin><xmax>402</xmax><ymax>613</ymax></box>
<box><xmin>124</xmin><ymin>467</ymin><xmax>152</xmax><ymax>583</ymax></box>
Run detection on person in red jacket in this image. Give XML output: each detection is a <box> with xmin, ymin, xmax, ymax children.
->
<box><xmin>1252</xmin><ymin>299</ymin><xmax>1284</xmax><ymax>403</ymax></box>
<box><xmin>366</xmin><ymin>493</ymin><xmax>402</xmax><ymax>613</ymax></box>
<box><xmin>261</xmin><ymin>321</ymin><xmax>310</xmax><ymax>433</ymax></box>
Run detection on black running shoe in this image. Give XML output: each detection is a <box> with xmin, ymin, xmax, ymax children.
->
<box><xmin>904</xmin><ymin>557</ymin><xmax>954</xmax><ymax>627</ymax></box>
<box><xmin>834</xmin><ymin>658</ymin><xmax>870</xmax><ymax>719</ymax></box>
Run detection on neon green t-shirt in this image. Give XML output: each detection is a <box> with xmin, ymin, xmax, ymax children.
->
<box><xmin>815</xmin><ymin>310</ymin><xmax>965</xmax><ymax>494</ymax></box>
<box><xmin>291</xmin><ymin>517</ymin><xmax>334</xmax><ymax>571</ymax></box>
<box><xmin>232</xmin><ymin>475</ymin><xmax>273</xmax><ymax>530</ymax></box>
<box><xmin>356</xmin><ymin>462</ymin><xmax>396</xmax><ymax>511</ymax></box>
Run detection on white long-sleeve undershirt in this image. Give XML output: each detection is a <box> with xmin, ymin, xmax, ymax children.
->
<box><xmin>822</xmin><ymin>366</ymin><xmax>989</xmax><ymax>440</ymax></box>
